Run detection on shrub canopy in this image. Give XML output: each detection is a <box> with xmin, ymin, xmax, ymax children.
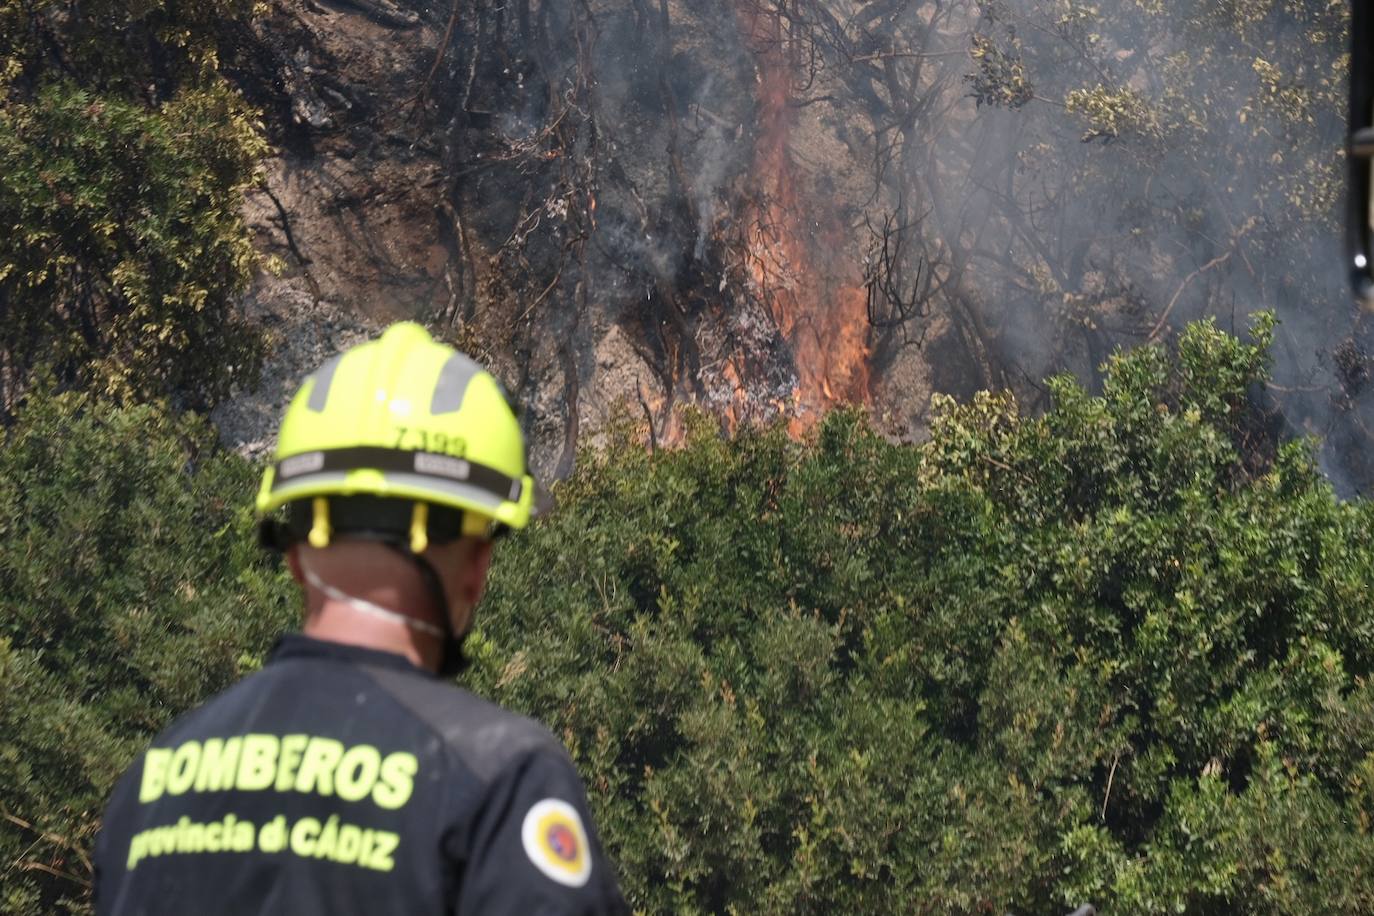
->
<box><xmin>472</xmin><ymin>314</ymin><xmax>1374</xmax><ymax>914</ymax></box>
<box><xmin>0</xmin><ymin>391</ymin><xmax>293</xmax><ymax>915</ymax></box>
<box><xmin>0</xmin><ymin>0</ymin><xmax>264</xmax><ymax>411</ymax></box>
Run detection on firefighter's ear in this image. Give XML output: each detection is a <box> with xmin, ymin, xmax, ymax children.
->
<box><xmin>459</xmin><ymin>538</ymin><xmax>494</xmax><ymax>610</ymax></box>
<box><xmin>285</xmin><ymin>545</ymin><xmax>305</xmax><ymax>585</ymax></box>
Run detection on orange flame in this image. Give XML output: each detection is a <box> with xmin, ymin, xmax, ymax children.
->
<box><xmin>736</xmin><ymin>4</ymin><xmax>871</xmax><ymax>430</ymax></box>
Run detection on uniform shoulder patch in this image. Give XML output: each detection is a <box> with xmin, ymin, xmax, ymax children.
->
<box><xmin>520</xmin><ymin>798</ymin><xmax>592</xmax><ymax>888</ymax></box>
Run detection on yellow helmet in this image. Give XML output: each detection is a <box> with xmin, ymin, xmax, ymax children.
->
<box><xmin>256</xmin><ymin>322</ymin><xmax>543</xmax><ymax>549</ymax></box>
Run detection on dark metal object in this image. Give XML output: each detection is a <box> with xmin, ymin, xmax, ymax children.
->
<box><xmin>1350</xmin><ymin>0</ymin><xmax>1374</xmax><ymax>303</ymax></box>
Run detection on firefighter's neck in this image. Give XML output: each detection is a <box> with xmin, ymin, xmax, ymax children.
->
<box><xmin>292</xmin><ymin>542</ymin><xmax>447</xmax><ymax>672</ymax></box>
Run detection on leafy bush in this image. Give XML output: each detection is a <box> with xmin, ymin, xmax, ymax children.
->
<box><xmin>0</xmin><ymin>0</ymin><xmax>265</xmax><ymax>411</ymax></box>
<box><xmin>472</xmin><ymin>314</ymin><xmax>1374</xmax><ymax>914</ymax></box>
<box><xmin>0</xmin><ymin>0</ymin><xmax>259</xmax><ymax>92</ymax></box>
<box><xmin>0</xmin><ymin>392</ymin><xmax>293</xmax><ymax>915</ymax></box>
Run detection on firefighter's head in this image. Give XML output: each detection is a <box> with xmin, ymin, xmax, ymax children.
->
<box><xmin>256</xmin><ymin>322</ymin><xmax>549</xmax><ymax>673</ymax></box>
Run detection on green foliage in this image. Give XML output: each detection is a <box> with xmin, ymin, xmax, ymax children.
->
<box><xmin>0</xmin><ymin>0</ymin><xmax>265</xmax><ymax>411</ymax></box>
<box><xmin>0</xmin><ymin>81</ymin><xmax>266</xmax><ymax>408</ymax></box>
<box><xmin>968</xmin><ymin>32</ymin><xmax>1035</xmax><ymax>109</ymax></box>
<box><xmin>0</xmin><ymin>1</ymin><xmax>274</xmax><ymax>906</ymax></box>
<box><xmin>0</xmin><ymin>391</ymin><xmax>293</xmax><ymax>915</ymax></box>
<box><xmin>469</xmin><ymin>314</ymin><xmax>1374</xmax><ymax>914</ymax></box>
<box><xmin>1065</xmin><ymin>85</ymin><xmax>1163</xmax><ymax>142</ymax></box>
<box><xmin>0</xmin><ymin>0</ymin><xmax>258</xmax><ymax>92</ymax></box>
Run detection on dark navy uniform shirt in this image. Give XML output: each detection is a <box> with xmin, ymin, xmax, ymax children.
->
<box><xmin>94</xmin><ymin>635</ymin><xmax>628</xmax><ymax>915</ymax></box>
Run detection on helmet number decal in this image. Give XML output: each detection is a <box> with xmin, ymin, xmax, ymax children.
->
<box><xmin>393</xmin><ymin>427</ymin><xmax>467</xmax><ymax>458</ymax></box>
<box><xmin>520</xmin><ymin>798</ymin><xmax>592</xmax><ymax>888</ymax></box>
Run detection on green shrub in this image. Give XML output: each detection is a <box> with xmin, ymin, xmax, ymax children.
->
<box><xmin>0</xmin><ymin>0</ymin><xmax>265</xmax><ymax>411</ymax></box>
<box><xmin>472</xmin><ymin>314</ymin><xmax>1374</xmax><ymax>914</ymax></box>
<box><xmin>0</xmin><ymin>391</ymin><xmax>293</xmax><ymax>915</ymax></box>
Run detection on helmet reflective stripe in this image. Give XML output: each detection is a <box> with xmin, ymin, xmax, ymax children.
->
<box><xmin>306</xmin><ymin>355</ymin><xmax>344</xmax><ymax>412</ymax></box>
<box><xmin>269</xmin><ymin>447</ymin><xmax>521</xmax><ymax>504</ymax></box>
<box><xmin>375</xmin><ymin>474</ymin><xmax>511</xmax><ymax>513</ymax></box>
<box><xmin>430</xmin><ymin>353</ymin><xmax>482</xmax><ymax>414</ymax></box>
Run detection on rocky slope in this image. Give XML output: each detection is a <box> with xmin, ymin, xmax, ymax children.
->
<box><xmin>212</xmin><ymin>0</ymin><xmax>945</xmax><ymax>477</ymax></box>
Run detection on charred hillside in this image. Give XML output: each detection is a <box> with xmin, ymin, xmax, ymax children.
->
<box><xmin>221</xmin><ymin>0</ymin><xmax>1362</xmax><ymax>488</ymax></box>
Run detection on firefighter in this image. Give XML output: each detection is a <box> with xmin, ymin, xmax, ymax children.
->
<box><xmin>93</xmin><ymin>322</ymin><xmax>629</xmax><ymax>914</ymax></box>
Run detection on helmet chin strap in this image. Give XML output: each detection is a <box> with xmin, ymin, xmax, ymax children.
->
<box><xmin>299</xmin><ymin>553</ymin><xmax>446</xmax><ymax>639</ymax></box>
<box><xmin>383</xmin><ymin>545</ymin><xmax>473</xmax><ymax>678</ymax></box>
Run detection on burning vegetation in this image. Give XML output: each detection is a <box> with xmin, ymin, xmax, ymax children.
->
<box><xmin>219</xmin><ymin>0</ymin><xmax>1357</xmax><ymax>484</ymax></box>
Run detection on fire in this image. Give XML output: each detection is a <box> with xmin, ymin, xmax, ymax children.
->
<box><xmin>719</xmin><ymin>355</ymin><xmax>748</xmax><ymax>436</ymax></box>
<box><xmin>634</xmin><ymin>5</ymin><xmax>873</xmax><ymax>448</ymax></box>
<box><xmin>735</xmin><ymin>3</ymin><xmax>871</xmax><ymax>429</ymax></box>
